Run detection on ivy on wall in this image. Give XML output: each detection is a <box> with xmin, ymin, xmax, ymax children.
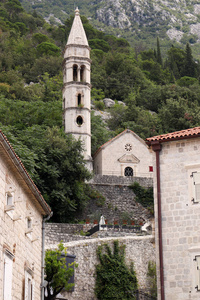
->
<box><xmin>95</xmin><ymin>240</ymin><xmax>138</xmax><ymax>300</ymax></box>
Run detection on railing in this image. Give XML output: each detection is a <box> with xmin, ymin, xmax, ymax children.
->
<box><xmin>100</xmin><ymin>224</ymin><xmax>142</xmax><ymax>233</ymax></box>
<box><xmin>86</xmin><ymin>224</ymin><xmax>142</xmax><ymax>236</ymax></box>
<box><xmin>93</xmin><ymin>171</ymin><xmax>154</xmax><ymax>178</ymax></box>
<box><xmin>86</xmin><ymin>224</ymin><xmax>99</xmax><ymax>236</ymax></box>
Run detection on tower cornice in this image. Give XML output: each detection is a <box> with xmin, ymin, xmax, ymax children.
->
<box><xmin>62</xmin><ymin>57</ymin><xmax>92</xmax><ymax>66</ymax></box>
<box><xmin>62</xmin><ymin>82</ymin><xmax>91</xmax><ymax>90</ymax></box>
<box><xmin>66</xmin><ymin>132</ymin><xmax>91</xmax><ymax>137</ymax></box>
<box><xmin>63</xmin><ymin>107</ymin><xmax>91</xmax><ymax>113</ymax></box>
<box><xmin>64</xmin><ymin>44</ymin><xmax>91</xmax><ymax>51</ymax></box>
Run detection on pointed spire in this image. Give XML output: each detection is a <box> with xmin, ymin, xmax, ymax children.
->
<box><xmin>67</xmin><ymin>7</ymin><xmax>89</xmax><ymax>46</ymax></box>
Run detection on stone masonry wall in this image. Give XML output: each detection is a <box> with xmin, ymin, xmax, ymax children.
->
<box><xmin>89</xmin><ymin>175</ymin><xmax>153</xmax><ymax>187</ymax></box>
<box><xmin>0</xmin><ymin>154</ymin><xmax>43</xmax><ymax>300</ymax></box>
<box><xmin>77</xmin><ymin>175</ymin><xmax>154</xmax><ymax>223</ymax></box>
<box><xmin>46</xmin><ymin>236</ymin><xmax>155</xmax><ymax>300</ymax></box>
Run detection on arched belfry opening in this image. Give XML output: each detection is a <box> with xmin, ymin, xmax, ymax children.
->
<box><xmin>124</xmin><ymin>167</ymin><xmax>133</xmax><ymax>177</ymax></box>
<box><xmin>73</xmin><ymin>64</ymin><xmax>78</xmax><ymax>81</ymax></box>
<box><xmin>80</xmin><ymin>65</ymin><xmax>85</xmax><ymax>82</ymax></box>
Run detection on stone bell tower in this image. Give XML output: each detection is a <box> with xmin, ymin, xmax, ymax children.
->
<box><xmin>63</xmin><ymin>8</ymin><xmax>93</xmax><ymax>171</ymax></box>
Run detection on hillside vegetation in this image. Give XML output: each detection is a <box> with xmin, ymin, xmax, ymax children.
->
<box><xmin>19</xmin><ymin>0</ymin><xmax>200</xmax><ymax>59</ymax></box>
<box><xmin>1</xmin><ymin>0</ymin><xmax>200</xmax><ymax>221</ymax></box>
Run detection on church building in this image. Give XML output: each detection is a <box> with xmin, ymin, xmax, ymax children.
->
<box><xmin>63</xmin><ymin>8</ymin><xmax>152</xmax><ymax>177</ymax></box>
<box><xmin>93</xmin><ymin>129</ymin><xmax>153</xmax><ymax>177</ymax></box>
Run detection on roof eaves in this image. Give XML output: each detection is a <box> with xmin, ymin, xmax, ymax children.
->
<box><xmin>0</xmin><ymin>131</ymin><xmax>51</xmax><ymax>215</ymax></box>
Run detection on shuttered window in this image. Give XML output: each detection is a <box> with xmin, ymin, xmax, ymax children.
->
<box><xmin>3</xmin><ymin>251</ymin><xmax>14</xmax><ymax>300</ymax></box>
<box><xmin>24</xmin><ymin>270</ymin><xmax>34</xmax><ymax>300</ymax></box>
<box><xmin>191</xmin><ymin>172</ymin><xmax>200</xmax><ymax>203</ymax></box>
<box><xmin>194</xmin><ymin>255</ymin><xmax>200</xmax><ymax>291</ymax></box>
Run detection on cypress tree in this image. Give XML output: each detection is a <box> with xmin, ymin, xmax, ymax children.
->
<box><xmin>156</xmin><ymin>37</ymin><xmax>162</xmax><ymax>66</ymax></box>
<box><xmin>182</xmin><ymin>42</ymin><xmax>196</xmax><ymax>78</ymax></box>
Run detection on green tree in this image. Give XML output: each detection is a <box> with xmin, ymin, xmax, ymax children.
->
<box><xmin>36</xmin><ymin>42</ymin><xmax>61</xmax><ymax>57</ymax></box>
<box><xmin>91</xmin><ymin>112</ymin><xmax>112</xmax><ymax>155</ymax></box>
<box><xmin>95</xmin><ymin>240</ymin><xmax>138</xmax><ymax>300</ymax></box>
<box><xmin>182</xmin><ymin>42</ymin><xmax>197</xmax><ymax>78</ymax></box>
<box><xmin>45</xmin><ymin>242</ymin><xmax>78</xmax><ymax>300</ymax></box>
<box><xmin>156</xmin><ymin>37</ymin><xmax>162</xmax><ymax>66</ymax></box>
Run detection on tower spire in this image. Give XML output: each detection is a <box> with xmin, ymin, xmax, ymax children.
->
<box><xmin>67</xmin><ymin>7</ymin><xmax>88</xmax><ymax>47</ymax></box>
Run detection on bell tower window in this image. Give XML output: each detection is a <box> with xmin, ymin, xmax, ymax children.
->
<box><xmin>78</xmin><ymin>94</ymin><xmax>82</xmax><ymax>106</ymax></box>
<box><xmin>124</xmin><ymin>167</ymin><xmax>133</xmax><ymax>177</ymax></box>
<box><xmin>73</xmin><ymin>64</ymin><xmax>78</xmax><ymax>81</ymax></box>
<box><xmin>76</xmin><ymin>116</ymin><xmax>83</xmax><ymax>126</ymax></box>
<box><xmin>80</xmin><ymin>65</ymin><xmax>85</xmax><ymax>82</ymax></box>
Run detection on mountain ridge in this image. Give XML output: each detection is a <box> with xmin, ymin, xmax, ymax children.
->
<box><xmin>19</xmin><ymin>0</ymin><xmax>200</xmax><ymax>58</ymax></box>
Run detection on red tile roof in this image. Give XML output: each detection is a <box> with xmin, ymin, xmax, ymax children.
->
<box><xmin>146</xmin><ymin>127</ymin><xmax>200</xmax><ymax>144</ymax></box>
<box><xmin>0</xmin><ymin>130</ymin><xmax>51</xmax><ymax>215</ymax></box>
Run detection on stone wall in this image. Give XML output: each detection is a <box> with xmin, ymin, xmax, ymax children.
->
<box><xmin>46</xmin><ymin>236</ymin><xmax>155</xmax><ymax>300</ymax></box>
<box><xmin>81</xmin><ymin>175</ymin><xmax>153</xmax><ymax>223</ymax></box>
<box><xmin>89</xmin><ymin>174</ymin><xmax>153</xmax><ymax>187</ymax></box>
<box><xmin>45</xmin><ymin>223</ymin><xmax>92</xmax><ymax>244</ymax></box>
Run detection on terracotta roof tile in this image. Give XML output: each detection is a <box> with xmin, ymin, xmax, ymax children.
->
<box><xmin>146</xmin><ymin>127</ymin><xmax>200</xmax><ymax>143</ymax></box>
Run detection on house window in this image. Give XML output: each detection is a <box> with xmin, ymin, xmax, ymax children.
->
<box><xmin>124</xmin><ymin>167</ymin><xmax>133</xmax><ymax>177</ymax></box>
<box><xmin>3</xmin><ymin>250</ymin><xmax>14</xmax><ymax>300</ymax></box>
<box><xmin>191</xmin><ymin>172</ymin><xmax>200</xmax><ymax>203</ymax></box>
<box><xmin>5</xmin><ymin>192</ymin><xmax>15</xmax><ymax>218</ymax></box>
<box><xmin>25</xmin><ymin>270</ymin><xmax>34</xmax><ymax>300</ymax></box>
<box><xmin>73</xmin><ymin>64</ymin><xmax>78</xmax><ymax>81</ymax></box>
<box><xmin>6</xmin><ymin>192</ymin><xmax>13</xmax><ymax>205</ymax></box>
<box><xmin>194</xmin><ymin>255</ymin><xmax>200</xmax><ymax>291</ymax></box>
<box><xmin>27</xmin><ymin>217</ymin><xmax>32</xmax><ymax>229</ymax></box>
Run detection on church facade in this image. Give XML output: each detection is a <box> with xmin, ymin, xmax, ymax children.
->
<box><xmin>63</xmin><ymin>9</ymin><xmax>152</xmax><ymax>177</ymax></box>
<box><xmin>94</xmin><ymin>129</ymin><xmax>153</xmax><ymax>177</ymax></box>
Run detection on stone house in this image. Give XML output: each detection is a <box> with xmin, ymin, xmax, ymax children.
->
<box><xmin>93</xmin><ymin>129</ymin><xmax>153</xmax><ymax>177</ymax></box>
<box><xmin>146</xmin><ymin>127</ymin><xmax>200</xmax><ymax>300</ymax></box>
<box><xmin>0</xmin><ymin>130</ymin><xmax>51</xmax><ymax>300</ymax></box>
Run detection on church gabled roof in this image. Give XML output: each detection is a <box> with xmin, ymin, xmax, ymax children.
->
<box><xmin>67</xmin><ymin>8</ymin><xmax>89</xmax><ymax>46</ymax></box>
<box><xmin>93</xmin><ymin>129</ymin><xmax>147</xmax><ymax>158</ymax></box>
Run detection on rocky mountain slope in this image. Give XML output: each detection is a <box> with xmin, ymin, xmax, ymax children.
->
<box><xmin>20</xmin><ymin>0</ymin><xmax>200</xmax><ymax>54</ymax></box>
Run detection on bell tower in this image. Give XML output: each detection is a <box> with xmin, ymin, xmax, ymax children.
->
<box><xmin>63</xmin><ymin>8</ymin><xmax>93</xmax><ymax>171</ymax></box>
